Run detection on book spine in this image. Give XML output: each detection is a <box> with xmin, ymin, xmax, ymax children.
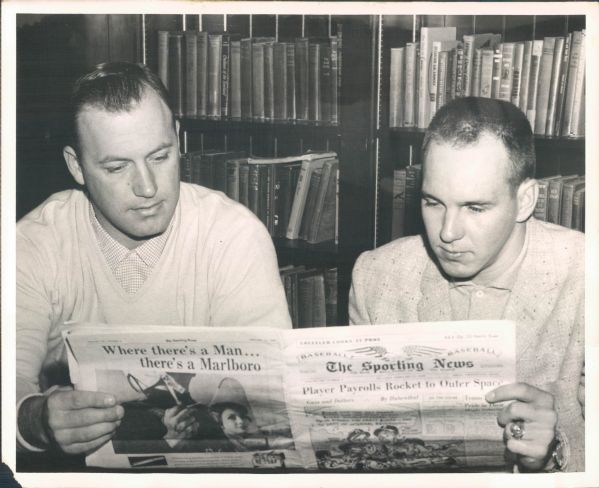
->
<box><xmin>295</xmin><ymin>38</ymin><xmax>309</xmax><ymax>121</ymax></box>
<box><xmin>567</xmin><ymin>31</ymin><xmax>586</xmax><ymax>137</ymax></box>
<box><xmin>259</xmin><ymin>165</ymin><xmax>271</xmax><ymax>230</ymax></box>
<box><xmin>230</xmin><ymin>40</ymin><xmax>242</xmax><ymax>119</ymax></box>
<box><xmin>263</xmin><ymin>41</ymin><xmax>275</xmax><ymax>120</ymax></box>
<box><xmin>184</xmin><ymin>31</ymin><xmax>198</xmax><ymax>117</ymax></box>
<box><xmin>490</xmin><ymin>44</ymin><xmax>502</xmax><ymax>99</ymax></box>
<box><xmin>471</xmin><ymin>47</ymin><xmax>483</xmax><ymax>97</ymax></box>
<box><xmin>276</xmin><ymin>164</ymin><xmax>300</xmax><ymax>238</ymax></box>
<box><xmin>207</xmin><ymin>34</ymin><xmax>222</xmax><ymax>118</ymax></box>
<box><xmin>240</xmin><ymin>38</ymin><xmax>253</xmax><ymax>120</ymax></box>
<box><xmin>168</xmin><ymin>32</ymin><xmax>185</xmax><ymax>117</ymax></box>
<box><xmin>572</xmin><ymin>187</ymin><xmax>585</xmax><ymax>231</ymax></box>
<box><xmin>560</xmin><ymin>182</ymin><xmax>579</xmax><ymax>228</ymax></box>
<box><xmin>197</xmin><ymin>32</ymin><xmax>208</xmax><ymax>117</ymax></box>
<box><xmin>417</xmin><ymin>28</ymin><xmax>430</xmax><ymax>128</ymax></box>
<box><xmin>553</xmin><ymin>33</ymin><xmax>571</xmax><ymax>136</ymax></box>
<box><xmin>221</xmin><ymin>34</ymin><xmax>231</xmax><ymax>118</ymax></box>
<box><xmin>157</xmin><ymin>30</ymin><xmax>169</xmax><ymax>88</ymax></box>
<box><xmin>225</xmin><ymin>159</ymin><xmax>240</xmax><ymax>201</ymax></box>
<box><xmin>519</xmin><ymin>40</ymin><xmax>533</xmax><ymax>113</ymax></box>
<box><xmin>273</xmin><ymin>42</ymin><xmax>287</xmax><ymax>120</ymax></box>
<box><xmin>533</xmin><ymin>179</ymin><xmax>550</xmax><ymax>221</ymax></box>
<box><xmin>308</xmin><ymin>43</ymin><xmax>321</xmax><ymax>122</ymax></box>
<box><xmin>479</xmin><ymin>48</ymin><xmax>494</xmax><ymax>98</ymax></box>
<box><xmin>248</xmin><ymin>164</ymin><xmax>260</xmax><ymax>218</ymax></box>
<box><xmin>320</xmin><ymin>45</ymin><xmax>332</xmax><ymax>124</ymax></box>
<box><xmin>404</xmin><ymin>165</ymin><xmax>423</xmax><ymax>236</ymax></box>
<box><xmin>329</xmin><ymin>36</ymin><xmax>339</xmax><ymax>125</ymax></box>
<box><xmin>545</xmin><ymin>37</ymin><xmax>565</xmax><ymax>136</ymax></box>
<box><xmin>180</xmin><ymin>152</ymin><xmax>192</xmax><ymax>183</ymax></box>
<box><xmin>286</xmin><ymin>43</ymin><xmax>297</xmax><ymax>120</ymax></box>
<box><xmin>561</xmin><ymin>31</ymin><xmax>583</xmax><ymax>136</ymax></box>
<box><xmin>312</xmin><ymin>274</ymin><xmax>327</xmax><ymax>327</ymax></box>
<box><xmin>307</xmin><ymin>160</ymin><xmax>335</xmax><ymax>242</ymax></box>
<box><xmin>404</xmin><ymin>43</ymin><xmax>417</xmax><ymax>127</ymax></box>
<box><xmin>436</xmin><ymin>50</ymin><xmax>448</xmax><ymax>111</ymax></box>
<box><xmin>534</xmin><ymin>37</ymin><xmax>557</xmax><ymax>135</ymax></box>
<box><xmin>455</xmin><ymin>43</ymin><xmax>464</xmax><ymax>98</ymax></box>
<box><xmin>462</xmin><ymin>35</ymin><xmax>474</xmax><ymax>97</ymax></box>
<box><xmin>389</xmin><ymin>47</ymin><xmax>405</xmax><ymax>128</ymax></box>
<box><xmin>547</xmin><ymin>179</ymin><xmax>563</xmax><ymax>224</ymax></box>
<box><xmin>429</xmin><ymin>41</ymin><xmax>441</xmax><ymax>120</ymax></box>
<box><xmin>287</xmin><ymin>160</ymin><xmax>317</xmax><ymax>239</ymax></box>
<box><xmin>191</xmin><ymin>152</ymin><xmax>203</xmax><ymax>186</ymax></box>
<box><xmin>299</xmin><ymin>169</ymin><xmax>322</xmax><ymax>240</ymax></box>
<box><xmin>324</xmin><ymin>267</ymin><xmax>338</xmax><ymax>326</ymax></box>
<box><xmin>526</xmin><ymin>40</ymin><xmax>544</xmax><ymax>130</ymax></box>
<box><xmin>446</xmin><ymin>47</ymin><xmax>455</xmax><ymax>102</ymax></box>
<box><xmin>510</xmin><ymin>42</ymin><xmax>524</xmax><ymax>108</ymax></box>
<box><xmin>239</xmin><ymin>163</ymin><xmax>250</xmax><ymax>207</ymax></box>
<box><xmin>252</xmin><ymin>42</ymin><xmax>265</xmax><ymax>120</ymax></box>
<box><xmin>498</xmin><ymin>43</ymin><xmax>514</xmax><ymax>102</ymax></box>
<box><xmin>449</xmin><ymin>45</ymin><xmax>458</xmax><ymax>101</ymax></box>
<box><xmin>391</xmin><ymin>168</ymin><xmax>407</xmax><ymax>239</ymax></box>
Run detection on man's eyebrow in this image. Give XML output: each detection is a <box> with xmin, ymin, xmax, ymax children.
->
<box><xmin>96</xmin><ymin>143</ymin><xmax>174</xmax><ymax>165</ymax></box>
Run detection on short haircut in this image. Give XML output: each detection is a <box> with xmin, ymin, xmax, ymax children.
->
<box><xmin>68</xmin><ymin>62</ymin><xmax>173</xmax><ymax>153</ymax></box>
<box><xmin>422</xmin><ymin>97</ymin><xmax>536</xmax><ymax>188</ymax></box>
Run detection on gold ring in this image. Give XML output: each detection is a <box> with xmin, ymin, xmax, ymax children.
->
<box><xmin>509</xmin><ymin>421</ymin><xmax>525</xmax><ymax>440</ymax></box>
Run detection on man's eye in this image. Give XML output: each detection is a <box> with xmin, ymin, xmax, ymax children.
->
<box><xmin>468</xmin><ymin>205</ymin><xmax>485</xmax><ymax>213</ymax></box>
<box><xmin>422</xmin><ymin>200</ymin><xmax>439</xmax><ymax>207</ymax></box>
<box><xmin>151</xmin><ymin>154</ymin><xmax>169</xmax><ymax>163</ymax></box>
<box><xmin>107</xmin><ymin>165</ymin><xmax>127</xmax><ymax>173</ymax></box>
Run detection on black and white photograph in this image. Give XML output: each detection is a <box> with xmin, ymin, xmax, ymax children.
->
<box><xmin>2</xmin><ymin>1</ymin><xmax>597</xmax><ymax>487</ymax></box>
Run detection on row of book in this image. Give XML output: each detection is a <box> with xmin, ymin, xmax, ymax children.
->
<box><xmin>390</xmin><ymin>164</ymin><xmax>424</xmax><ymax>240</ymax></box>
<box><xmin>158</xmin><ymin>30</ymin><xmax>342</xmax><ymax>124</ymax></box>
<box><xmin>389</xmin><ymin>27</ymin><xmax>586</xmax><ymax>138</ymax></box>
<box><xmin>534</xmin><ymin>174</ymin><xmax>585</xmax><ymax>231</ymax></box>
<box><xmin>279</xmin><ymin>265</ymin><xmax>338</xmax><ymax>328</ymax></box>
<box><xmin>180</xmin><ymin>150</ymin><xmax>339</xmax><ymax>243</ymax></box>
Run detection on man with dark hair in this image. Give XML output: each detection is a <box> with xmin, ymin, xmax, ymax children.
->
<box><xmin>349</xmin><ymin>97</ymin><xmax>584</xmax><ymax>472</ymax></box>
<box><xmin>17</xmin><ymin>62</ymin><xmax>291</xmax><ymax>455</ymax></box>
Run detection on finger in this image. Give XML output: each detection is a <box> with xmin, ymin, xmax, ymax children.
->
<box><xmin>50</xmin><ymin>405</ymin><xmax>124</xmax><ymax>429</ymax></box>
<box><xmin>50</xmin><ymin>390</ymin><xmax>117</xmax><ymax>410</ymax></box>
<box><xmin>53</xmin><ymin>421</ymin><xmax>120</xmax><ymax>446</ymax></box>
<box><xmin>176</xmin><ymin>417</ymin><xmax>198</xmax><ymax>433</ymax></box>
<box><xmin>486</xmin><ymin>383</ymin><xmax>554</xmax><ymax>408</ymax></box>
<box><xmin>497</xmin><ymin>401</ymin><xmax>557</xmax><ymax>427</ymax></box>
<box><xmin>61</xmin><ymin>432</ymin><xmax>115</xmax><ymax>455</ymax></box>
<box><xmin>505</xmin><ymin>438</ymin><xmax>553</xmax><ymax>462</ymax></box>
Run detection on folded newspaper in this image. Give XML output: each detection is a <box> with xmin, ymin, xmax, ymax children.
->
<box><xmin>63</xmin><ymin>320</ymin><xmax>515</xmax><ymax>471</ymax></box>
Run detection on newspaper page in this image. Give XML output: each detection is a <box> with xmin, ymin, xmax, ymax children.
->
<box><xmin>63</xmin><ymin>320</ymin><xmax>515</xmax><ymax>471</ymax></box>
<box><xmin>283</xmin><ymin>320</ymin><xmax>516</xmax><ymax>471</ymax></box>
<box><xmin>63</xmin><ymin>325</ymin><xmax>300</xmax><ymax>469</ymax></box>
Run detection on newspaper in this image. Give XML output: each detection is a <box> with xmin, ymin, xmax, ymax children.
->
<box><xmin>62</xmin><ymin>320</ymin><xmax>515</xmax><ymax>471</ymax></box>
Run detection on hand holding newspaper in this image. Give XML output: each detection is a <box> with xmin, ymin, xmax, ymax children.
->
<box><xmin>62</xmin><ymin>320</ymin><xmax>515</xmax><ymax>471</ymax></box>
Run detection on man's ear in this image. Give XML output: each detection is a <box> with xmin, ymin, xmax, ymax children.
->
<box><xmin>516</xmin><ymin>178</ymin><xmax>538</xmax><ymax>222</ymax></box>
<box><xmin>63</xmin><ymin>146</ymin><xmax>85</xmax><ymax>186</ymax></box>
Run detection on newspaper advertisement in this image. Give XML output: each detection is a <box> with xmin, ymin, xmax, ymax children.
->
<box><xmin>63</xmin><ymin>320</ymin><xmax>515</xmax><ymax>471</ymax></box>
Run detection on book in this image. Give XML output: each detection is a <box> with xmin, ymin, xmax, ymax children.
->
<box><xmin>471</xmin><ymin>47</ymin><xmax>483</xmax><ymax>97</ymax></box>
<box><xmin>274</xmin><ymin>162</ymin><xmax>302</xmax><ymax>238</ymax></box>
<box><xmin>286</xmin><ymin>155</ymin><xmax>333</xmax><ymax>239</ymax></box>
<box><xmin>572</xmin><ymin>186</ymin><xmax>585</xmax><ymax>232</ymax></box>
<box><xmin>463</xmin><ymin>33</ymin><xmax>501</xmax><ymax>97</ymax></box>
<box><xmin>263</xmin><ymin>40</ymin><xmax>275</xmax><ymax>120</ymax></box>
<box><xmin>547</xmin><ymin>175</ymin><xmax>578</xmax><ymax>224</ymax></box>
<box><xmin>436</xmin><ymin>50</ymin><xmax>449</xmax><ymax>110</ymax></box>
<box><xmin>273</xmin><ymin>42</ymin><xmax>288</xmax><ymax>120</ymax></box>
<box><xmin>179</xmin><ymin>152</ymin><xmax>193</xmax><ymax>183</ymax></box>
<box><xmin>455</xmin><ymin>42</ymin><xmax>464</xmax><ymax>98</ymax></box>
<box><xmin>295</xmin><ymin>37</ymin><xmax>310</xmax><ymax>121</ymax></box>
<box><xmin>525</xmin><ymin>40</ymin><xmax>544</xmax><ymax>130</ymax></box>
<box><xmin>311</xmin><ymin>273</ymin><xmax>327</xmax><ymax>327</ymax></box>
<box><xmin>230</xmin><ymin>40</ymin><xmax>242</xmax><ymax>119</ymax></box>
<box><xmin>498</xmin><ymin>42</ymin><xmax>515</xmax><ymax>102</ymax></box>
<box><xmin>299</xmin><ymin>169</ymin><xmax>323</xmax><ymax>240</ymax></box>
<box><xmin>252</xmin><ymin>41</ymin><xmax>265</xmax><ymax>120</ymax></box>
<box><xmin>308</xmin><ymin>43</ymin><xmax>321</xmax><ymax>122</ymax></box>
<box><xmin>553</xmin><ymin>33</ymin><xmax>572</xmax><ymax>137</ymax></box>
<box><xmin>490</xmin><ymin>44</ymin><xmax>502</xmax><ymax>99</ymax></box>
<box><xmin>286</xmin><ymin>42</ymin><xmax>297</xmax><ymax>120</ymax></box>
<box><xmin>430</xmin><ymin>40</ymin><xmax>459</xmax><ymax>119</ymax></box>
<box><xmin>240</xmin><ymin>38</ymin><xmax>253</xmax><ymax>119</ymax></box>
<box><xmin>479</xmin><ymin>48</ymin><xmax>494</xmax><ymax>98</ymax></box>
<box><xmin>184</xmin><ymin>31</ymin><xmax>198</xmax><ymax>117</ymax></box>
<box><xmin>566</xmin><ymin>31</ymin><xmax>586</xmax><ymax>137</ymax></box>
<box><xmin>207</xmin><ymin>33</ymin><xmax>223</xmax><ymax>118</ymax></box>
<box><xmin>545</xmin><ymin>37</ymin><xmax>565</xmax><ymax>136</ymax></box>
<box><xmin>417</xmin><ymin>27</ymin><xmax>456</xmax><ymax>128</ymax></box>
<box><xmin>404</xmin><ymin>164</ymin><xmax>423</xmax><ymax>236</ymax></box>
<box><xmin>534</xmin><ymin>175</ymin><xmax>562</xmax><ymax>221</ymax></box>
<box><xmin>248</xmin><ymin>163</ymin><xmax>261</xmax><ymax>219</ymax></box>
<box><xmin>404</xmin><ymin>42</ymin><xmax>418</xmax><ymax>127</ymax></box>
<box><xmin>157</xmin><ymin>30</ymin><xmax>169</xmax><ymax>89</ymax></box>
<box><xmin>391</xmin><ymin>168</ymin><xmax>407</xmax><ymax>239</ymax></box>
<box><xmin>328</xmin><ymin>35</ymin><xmax>340</xmax><ymax>125</ymax></box>
<box><xmin>220</xmin><ymin>34</ymin><xmax>235</xmax><ymax>118</ymax></box>
<box><xmin>279</xmin><ymin>265</ymin><xmax>302</xmax><ymax>326</ymax></box>
<box><xmin>561</xmin><ymin>31</ymin><xmax>585</xmax><ymax>137</ymax></box>
<box><xmin>533</xmin><ymin>37</ymin><xmax>557</xmax><ymax>135</ymax></box>
<box><xmin>197</xmin><ymin>32</ymin><xmax>209</xmax><ymax>117</ymax></box>
<box><xmin>519</xmin><ymin>40</ymin><xmax>533</xmax><ymax>113</ymax></box>
<box><xmin>319</xmin><ymin>44</ymin><xmax>332</xmax><ymax>123</ymax></box>
<box><xmin>510</xmin><ymin>42</ymin><xmax>524</xmax><ymax>108</ymax></box>
<box><xmin>323</xmin><ymin>267</ymin><xmax>338</xmax><ymax>326</ymax></box>
<box><xmin>560</xmin><ymin>177</ymin><xmax>585</xmax><ymax>228</ymax></box>
<box><xmin>168</xmin><ymin>31</ymin><xmax>185</xmax><ymax>117</ymax></box>
<box><xmin>225</xmin><ymin>157</ymin><xmax>248</xmax><ymax>201</ymax></box>
<box><xmin>389</xmin><ymin>47</ymin><xmax>405</xmax><ymax>128</ymax></box>
<box><xmin>239</xmin><ymin>162</ymin><xmax>250</xmax><ymax>207</ymax></box>
<box><xmin>307</xmin><ymin>159</ymin><xmax>339</xmax><ymax>244</ymax></box>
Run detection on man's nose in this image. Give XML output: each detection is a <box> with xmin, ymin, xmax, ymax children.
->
<box><xmin>440</xmin><ymin>209</ymin><xmax>464</xmax><ymax>243</ymax></box>
<box><xmin>132</xmin><ymin>162</ymin><xmax>157</xmax><ymax>198</ymax></box>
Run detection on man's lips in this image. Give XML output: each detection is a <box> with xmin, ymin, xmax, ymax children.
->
<box><xmin>439</xmin><ymin>247</ymin><xmax>467</xmax><ymax>260</ymax></box>
<box><xmin>133</xmin><ymin>201</ymin><xmax>162</xmax><ymax>213</ymax></box>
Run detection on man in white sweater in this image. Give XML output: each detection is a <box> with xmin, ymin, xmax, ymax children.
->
<box><xmin>17</xmin><ymin>62</ymin><xmax>291</xmax><ymax>455</ymax></box>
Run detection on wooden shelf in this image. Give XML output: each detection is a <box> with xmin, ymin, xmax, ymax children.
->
<box><xmin>273</xmin><ymin>238</ymin><xmax>368</xmax><ymax>266</ymax></box>
<box><xmin>179</xmin><ymin>117</ymin><xmax>342</xmax><ymax>137</ymax></box>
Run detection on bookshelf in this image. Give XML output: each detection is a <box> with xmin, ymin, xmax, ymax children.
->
<box><xmin>376</xmin><ymin>14</ymin><xmax>586</xmax><ymax>246</ymax></box>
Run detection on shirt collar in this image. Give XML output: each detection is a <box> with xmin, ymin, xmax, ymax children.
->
<box><xmin>449</xmin><ymin>223</ymin><xmax>529</xmax><ymax>292</ymax></box>
<box><xmin>89</xmin><ymin>203</ymin><xmax>172</xmax><ymax>269</ymax></box>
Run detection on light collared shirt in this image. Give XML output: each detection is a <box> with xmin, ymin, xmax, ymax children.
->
<box><xmin>89</xmin><ymin>204</ymin><xmax>172</xmax><ymax>294</ymax></box>
<box><xmin>448</xmin><ymin>226</ymin><xmax>529</xmax><ymax>321</ymax></box>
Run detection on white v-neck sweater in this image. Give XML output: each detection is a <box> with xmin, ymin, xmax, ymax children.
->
<box><xmin>17</xmin><ymin>183</ymin><xmax>291</xmax><ymax>401</ymax></box>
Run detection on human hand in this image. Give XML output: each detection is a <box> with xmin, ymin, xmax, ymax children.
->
<box><xmin>162</xmin><ymin>405</ymin><xmax>200</xmax><ymax>440</ymax></box>
<box><xmin>486</xmin><ymin>382</ymin><xmax>557</xmax><ymax>471</ymax></box>
<box><xmin>44</xmin><ymin>386</ymin><xmax>124</xmax><ymax>454</ymax></box>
